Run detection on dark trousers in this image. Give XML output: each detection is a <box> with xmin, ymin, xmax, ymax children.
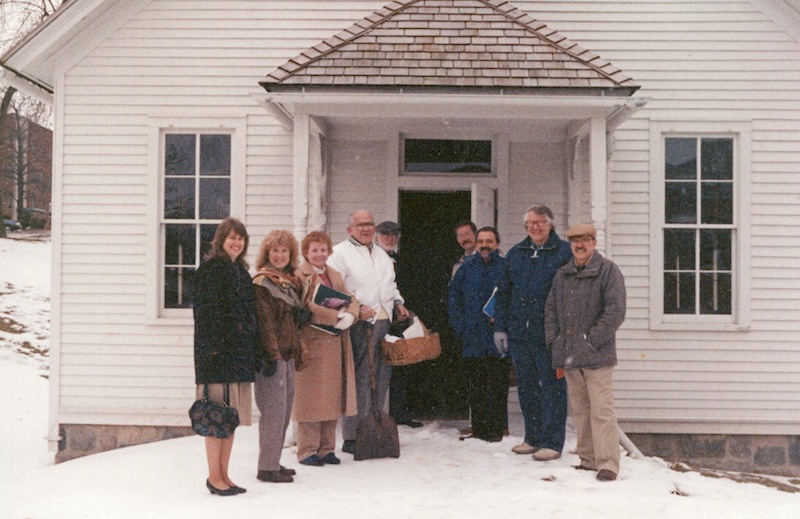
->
<box><xmin>389</xmin><ymin>365</ymin><xmax>412</xmax><ymax>423</ymax></box>
<box><xmin>463</xmin><ymin>357</ymin><xmax>511</xmax><ymax>439</ymax></box>
<box><xmin>509</xmin><ymin>339</ymin><xmax>567</xmax><ymax>451</ymax></box>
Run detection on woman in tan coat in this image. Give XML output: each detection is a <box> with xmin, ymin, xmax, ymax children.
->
<box><xmin>293</xmin><ymin>231</ymin><xmax>359</xmax><ymax>466</ymax></box>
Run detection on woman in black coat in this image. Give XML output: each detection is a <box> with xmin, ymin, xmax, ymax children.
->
<box><xmin>193</xmin><ymin>217</ymin><xmax>258</xmax><ymax>496</ymax></box>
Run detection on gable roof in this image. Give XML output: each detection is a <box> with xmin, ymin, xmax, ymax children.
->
<box><xmin>261</xmin><ymin>0</ymin><xmax>638</xmax><ymax>96</ymax></box>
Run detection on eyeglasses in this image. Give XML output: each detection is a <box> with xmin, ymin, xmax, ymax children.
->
<box><xmin>524</xmin><ymin>219</ymin><xmax>550</xmax><ymax>229</ymax></box>
<box><xmin>569</xmin><ymin>237</ymin><xmax>595</xmax><ymax>245</ymax></box>
<box><xmin>354</xmin><ymin>222</ymin><xmax>375</xmax><ymax>228</ymax></box>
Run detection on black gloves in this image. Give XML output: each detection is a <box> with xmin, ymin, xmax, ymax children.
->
<box><xmin>293</xmin><ymin>307</ymin><xmax>312</xmax><ymax>328</ymax></box>
<box><xmin>260</xmin><ymin>357</ymin><xmax>277</xmax><ymax>377</ymax></box>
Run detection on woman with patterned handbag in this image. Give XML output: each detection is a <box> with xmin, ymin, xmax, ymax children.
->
<box><xmin>193</xmin><ymin>217</ymin><xmax>259</xmax><ymax>496</ymax></box>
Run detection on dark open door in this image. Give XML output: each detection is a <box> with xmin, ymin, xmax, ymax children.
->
<box><xmin>398</xmin><ymin>190</ymin><xmax>471</xmax><ymax>418</ymax></box>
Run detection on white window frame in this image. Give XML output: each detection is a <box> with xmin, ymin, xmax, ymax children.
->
<box><xmin>648</xmin><ymin>121</ymin><xmax>751</xmax><ymax>332</ymax></box>
<box><xmin>146</xmin><ymin>117</ymin><xmax>246</xmax><ymax>322</ymax></box>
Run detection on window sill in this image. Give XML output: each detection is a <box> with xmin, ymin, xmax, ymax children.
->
<box><xmin>649</xmin><ymin>321</ymin><xmax>750</xmax><ymax>333</ymax></box>
<box><xmin>145</xmin><ymin>315</ymin><xmax>193</xmax><ymax>327</ymax></box>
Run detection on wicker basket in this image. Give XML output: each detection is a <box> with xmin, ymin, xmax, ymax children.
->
<box><xmin>381</xmin><ymin>324</ymin><xmax>441</xmax><ymax>366</ymax></box>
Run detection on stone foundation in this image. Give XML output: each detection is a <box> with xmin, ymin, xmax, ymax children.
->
<box><xmin>56</xmin><ymin>424</ymin><xmax>194</xmax><ymax>463</ymax></box>
<box><xmin>56</xmin><ymin>423</ymin><xmax>800</xmax><ymax>477</ymax></box>
<box><xmin>627</xmin><ymin>433</ymin><xmax>800</xmax><ymax>477</ymax></box>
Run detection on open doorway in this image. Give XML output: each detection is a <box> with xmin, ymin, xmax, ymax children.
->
<box><xmin>397</xmin><ymin>190</ymin><xmax>471</xmax><ymax>419</ymax></box>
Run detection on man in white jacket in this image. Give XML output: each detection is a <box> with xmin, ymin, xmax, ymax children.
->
<box><xmin>327</xmin><ymin>209</ymin><xmax>410</xmax><ymax>454</ymax></box>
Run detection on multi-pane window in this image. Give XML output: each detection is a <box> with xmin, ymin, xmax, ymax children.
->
<box><xmin>163</xmin><ymin>133</ymin><xmax>231</xmax><ymax>309</ymax></box>
<box><xmin>403</xmin><ymin>139</ymin><xmax>491</xmax><ymax>174</ymax></box>
<box><xmin>663</xmin><ymin>137</ymin><xmax>734</xmax><ymax>315</ymax></box>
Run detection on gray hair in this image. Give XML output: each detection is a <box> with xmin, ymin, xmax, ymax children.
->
<box><xmin>523</xmin><ymin>204</ymin><xmax>555</xmax><ymax>231</ymax></box>
<box><xmin>349</xmin><ymin>209</ymin><xmax>373</xmax><ymax>226</ymax></box>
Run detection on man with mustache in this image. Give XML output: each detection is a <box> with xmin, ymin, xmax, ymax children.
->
<box><xmin>451</xmin><ymin>220</ymin><xmax>478</xmax><ymax>279</ymax></box>
<box><xmin>448</xmin><ymin>227</ymin><xmax>510</xmax><ymax>442</ymax></box>
<box><xmin>545</xmin><ymin>223</ymin><xmax>627</xmax><ymax>481</ymax></box>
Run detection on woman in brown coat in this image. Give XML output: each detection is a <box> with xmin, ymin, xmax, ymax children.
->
<box><xmin>252</xmin><ymin>230</ymin><xmax>306</xmax><ymax>483</ymax></box>
<box><xmin>293</xmin><ymin>231</ymin><xmax>358</xmax><ymax>466</ymax></box>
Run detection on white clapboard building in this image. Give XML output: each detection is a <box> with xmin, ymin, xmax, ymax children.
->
<box><xmin>2</xmin><ymin>0</ymin><xmax>799</xmax><ymax>474</ymax></box>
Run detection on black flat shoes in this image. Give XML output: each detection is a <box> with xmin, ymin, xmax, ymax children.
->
<box><xmin>206</xmin><ymin>479</ymin><xmax>239</xmax><ymax>496</ymax></box>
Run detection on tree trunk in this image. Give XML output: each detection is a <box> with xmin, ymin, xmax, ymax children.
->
<box><xmin>0</xmin><ymin>87</ymin><xmax>18</xmax><ymax>238</ymax></box>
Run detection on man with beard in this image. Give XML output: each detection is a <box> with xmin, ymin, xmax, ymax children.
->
<box><xmin>448</xmin><ymin>227</ymin><xmax>510</xmax><ymax>442</ymax></box>
<box><xmin>374</xmin><ymin>220</ymin><xmax>423</xmax><ymax>429</ymax></box>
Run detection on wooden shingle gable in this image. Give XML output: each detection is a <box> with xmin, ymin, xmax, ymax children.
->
<box><xmin>261</xmin><ymin>0</ymin><xmax>638</xmax><ymax>95</ymax></box>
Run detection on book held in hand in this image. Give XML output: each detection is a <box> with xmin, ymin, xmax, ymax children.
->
<box><xmin>482</xmin><ymin>286</ymin><xmax>498</xmax><ymax>319</ymax></box>
<box><xmin>310</xmin><ymin>283</ymin><xmax>352</xmax><ymax>336</ymax></box>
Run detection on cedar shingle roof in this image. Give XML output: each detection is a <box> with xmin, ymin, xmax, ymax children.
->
<box><xmin>261</xmin><ymin>0</ymin><xmax>637</xmax><ymax>95</ymax></box>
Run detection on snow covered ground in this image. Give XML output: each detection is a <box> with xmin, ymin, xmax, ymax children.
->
<box><xmin>1</xmin><ymin>235</ymin><xmax>798</xmax><ymax>518</ymax></box>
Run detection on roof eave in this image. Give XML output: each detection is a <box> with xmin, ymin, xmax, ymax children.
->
<box><xmin>260</xmin><ymin>83</ymin><xmax>640</xmax><ymax>97</ymax></box>
<box><xmin>1</xmin><ymin>0</ymin><xmax>116</xmax><ymax>88</ymax></box>
<box><xmin>258</xmin><ymin>90</ymin><xmax>649</xmax><ymax>125</ymax></box>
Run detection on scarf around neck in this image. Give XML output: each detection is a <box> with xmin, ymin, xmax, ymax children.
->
<box><xmin>253</xmin><ymin>266</ymin><xmax>302</xmax><ymax>308</ymax></box>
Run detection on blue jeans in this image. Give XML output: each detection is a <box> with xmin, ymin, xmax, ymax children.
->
<box><xmin>509</xmin><ymin>338</ymin><xmax>567</xmax><ymax>451</ymax></box>
<box><xmin>342</xmin><ymin>319</ymin><xmax>392</xmax><ymax>441</ymax></box>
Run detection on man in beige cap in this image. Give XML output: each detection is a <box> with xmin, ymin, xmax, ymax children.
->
<box><xmin>545</xmin><ymin>223</ymin><xmax>627</xmax><ymax>481</ymax></box>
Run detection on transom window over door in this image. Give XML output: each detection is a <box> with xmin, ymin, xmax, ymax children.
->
<box><xmin>162</xmin><ymin>133</ymin><xmax>231</xmax><ymax>309</ymax></box>
<box><xmin>663</xmin><ymin>136</ymin><xmax>734</xmax><ymax>315</ymax></box>
<box><xmin>403</xmin><ymin>138</ymin><xmax>492</xmax><ymax>174</ymax></box>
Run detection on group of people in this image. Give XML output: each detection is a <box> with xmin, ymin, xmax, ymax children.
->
<box><xmin>447</xmin><ymin>205</ymin><xmax>627</xmax><ymax>482</ymax></box>
<box><xmin>192</xmin><ymin>210</ymin><xmax>411</xmax><ymax>496</ymax></box>
<box><xmin>192</xmin><ymin>202</ymin><xmax>627</xmax><ymax>497</ymax></box>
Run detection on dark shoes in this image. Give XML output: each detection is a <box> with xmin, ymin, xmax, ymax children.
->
<box><xmin>257</xmin><ymin>470</ymin><xmax>294</xmax><ymax>483</ymax></box>
<box><xmin>320</xmin><ymin>452</ymin><xmax>341</xmax><ymax>465</ymax></box>
<box><xmin>280</xmin><ymin>465</ymin><xmax>296</xmax><ymax>476</ymax></box>
<box><xmin>206</xmin><ymin>479</ymin><xmax>239</xmax><ymax>496</ymax></box>
<box><xmin>342</xmin><ymin>440</ymin><xmax>356</xmax><ymax>454</ymax></box>
<box><xmin>477</xmin><ymin>434</ymin><xmax>502</xmax><ymax>443</ymax></box>
<box><xmin>300</xmin><ymin>454</ymin><xmax>325</xmax><ymax>467</ymax></box>
<box><xmin>596</xmin><ymin>469</ymin><xmax>617</xmax><ymax>481</ymax></box>
<box><xmin>398</xmin><ymin>419</ymin><xmax>423</xmax><ymax>428</ymax></box>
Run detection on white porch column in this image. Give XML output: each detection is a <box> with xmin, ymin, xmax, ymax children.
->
<box><xmin>293</xmin><ymin>113</ymin><xmax>311</xmax><ymax>236</ymax></box>
<box><xmin>589</xmin><ymin>116</ymin><xmax>608</xmax><ymax>254</ymax></box>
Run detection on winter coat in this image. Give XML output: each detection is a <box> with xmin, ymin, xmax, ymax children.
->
<box><xmin>545</xmin><ymin>251</ymin><xmax>627</xmax><ymax>370</ymax></box>
<box><xmin>252</xmin><ymin>268</ymin><xmax>307</xmax><ymax>369</ymax></box>
<box><xmin>495</xmin><ymin>231</ymin><xmax>572</xmax><ymax>343</ymax></box>
<box><xmin>326</xmin><ymin>238</ymin><xmax>403</xmax><ymax>319</ymax></box>
<box><xmin>448</xmin><ymin>250</ymin><xmax>506</xmax><ymax>358</ymax></box>
<box><xmin>292</xmin><ymin>263</ymin><xmax>359</xmax><ymax>421</ymax></box>
<box><xmin>193</xmin><ymin>256</ymin><xmax>258</xmax><ymax>384</ymax></box>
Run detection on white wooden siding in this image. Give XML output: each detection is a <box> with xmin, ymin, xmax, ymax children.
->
<box><xmin>512</xmin><ymin>0</ymin><xmax>800</xmax><ymax>432</ymax></box>
<box><xmin>55</xmin><ymin>1</ymin><xmax>387</xmax><ymax>424</ymax></box>
<box><xmin>52</xmin><ymin>0</ymin><xmax>800</xmax><ymax>432</ymax></box>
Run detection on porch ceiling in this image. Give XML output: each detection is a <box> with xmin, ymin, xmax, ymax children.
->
<box><xmin>259</xmin><ymin>91</ymin><xmax>647</xmax><ymax>134</ymax></box>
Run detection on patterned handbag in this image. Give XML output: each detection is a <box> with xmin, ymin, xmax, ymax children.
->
<box><xmin>188</xmin><ymin>384</ymin><xmax>240</xmax><ymax>438</ymax></box>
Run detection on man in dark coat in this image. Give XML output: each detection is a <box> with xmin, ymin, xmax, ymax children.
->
<box><xmin>448</xmin><ymin>227</ymin><xmax>510</xmax><ymax>442</ymax></box>
<box><xmin>494</xmin><ymin>204</ymin><xmax>572</xmax><ymax>460</ymax></box>
<box><xmin>376</xmin><ymin>220</ymin><xmax>423</xmax><ymax>429</ymax></box>
<box><xmin>546</xmin><ymin>223</ymin><xmax>627</xmax><ymax>481</ymax></box>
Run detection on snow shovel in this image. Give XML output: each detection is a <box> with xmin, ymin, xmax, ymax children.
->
<box><xmin>354</xmin><ymin>328</ymin><xmax>400</xmax><ymax>461</ymax></box>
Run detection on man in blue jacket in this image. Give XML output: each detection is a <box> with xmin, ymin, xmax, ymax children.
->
<box><xmin>494</xmin><ymin>205</ymin><xmax>572</xmax><ymax>460</ymax></box>
<box><xmin>448</xmin><ymin>226</ymin><xmax>509</xmax><ymax>442</ymax></box>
